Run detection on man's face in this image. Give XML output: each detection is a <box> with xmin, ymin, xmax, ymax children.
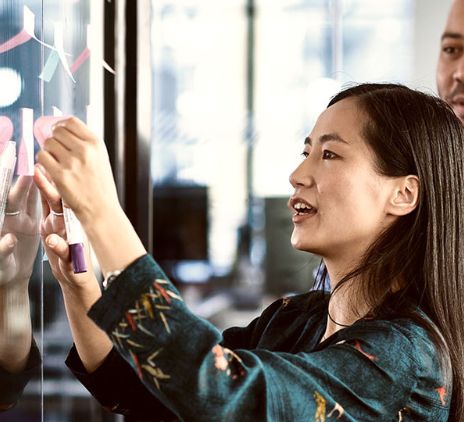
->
<box><xmin>437</xmin><ymin>0</ymin><xmax>464</xmax><ymax>124</ymax></box>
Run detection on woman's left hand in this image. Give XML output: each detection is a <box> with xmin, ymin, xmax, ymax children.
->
<box><xmin>33</xmin><ymin>164</ymin><xmax>99</xmax><ymax>293</ymax></box>
<box><xmin>36</xmin><ymin>117</ymin><xmax>121</xmax><ymax>227</ymax></box>
<box><xmin>0</xmin><ymin>176</ymin><xmax>40</xmax><ymax>286</ymax></box>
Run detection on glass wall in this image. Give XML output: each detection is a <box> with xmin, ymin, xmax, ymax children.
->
<box><xmin>41</xmin><ymin>1</ymin><xmax>104</xmax><ymax>420</ymax></box>
<box><xmin>0</xmin><ymin>0</ymin><xmax>106</xmax><ymax>420</ymax></box>
<box><xmin>0</xmin><ymin>2</ymin><xmax>44</xmax><ymax>420</ymax></box>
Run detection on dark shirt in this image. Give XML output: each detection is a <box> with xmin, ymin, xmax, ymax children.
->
<box><xmin>66</xmin><ymin>254</ymin><xmax>450</xmax><ymax>421</ymax></box>
<box><xmin>0</xmin><ymin>340</ymin><xmax>41</xmax><ymax>411</ymax></box>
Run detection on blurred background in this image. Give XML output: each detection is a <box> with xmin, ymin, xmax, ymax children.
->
<box><xmin>0</xmin><ymin>0</ymin><xmax>452</xmax><ymax>420</ymax></box>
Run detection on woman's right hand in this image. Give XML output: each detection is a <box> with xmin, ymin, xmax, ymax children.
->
<box><xmin>37</xmin><ymin>117</ymin><xmax>121</xmax><ymax>227</ymax></box>
<box><xmin>33</xmin><ymin>164</ymin><xmax>99</xmax><ymax>292</ymax></box>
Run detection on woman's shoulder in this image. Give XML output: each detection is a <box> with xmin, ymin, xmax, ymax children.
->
<box><xmin>331</xmin><ymin>312</ymin><xmax>451</xmax><ymax>411</ymax></box>
<box><xmin>339</xmin><ymin>312</ymin><xmax>441</xmax><ymax>364</ymax></box>
<box><xmin>275</xmin><ymin>289</ymin><xmax>329</xmax><ymax>312</ymax></box>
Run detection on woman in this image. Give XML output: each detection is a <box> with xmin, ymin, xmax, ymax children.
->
<box><xmin>34</xmin><ymin>83</ymin><xmax>464</xmax><ymax>421</ymax></box>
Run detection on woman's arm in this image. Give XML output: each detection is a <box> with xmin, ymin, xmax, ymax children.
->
<box><xmin>0</xmin><ymin>280</ymin><xmax>31</xmax><ymax>373</ymax></box>
<box><xmin>0</xmin><ymin>177</ymin><xmax>40</xmax><ymax>373</ymax></box>
<box><xmin>86</xmin><ymin>254</ymin><xmax>442</xmax><ymax>421</ymax></box>
<box><xmin>34</xmin><ymin>166</ymin><xmax>112</xmax><ymax>373</ymax></box>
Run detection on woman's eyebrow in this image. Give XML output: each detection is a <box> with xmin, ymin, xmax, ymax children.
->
<box><xmin>441</xmin><ymin>31</ymin><xmax>464</xmax><ymax>42</ymax></box>
<box><xmin>304</xmin><ymin>133</ymin><xmax>350</xmax><ymax>146</ymax></box>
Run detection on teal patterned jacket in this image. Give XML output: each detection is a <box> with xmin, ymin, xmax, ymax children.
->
<box><xmin>82</xmin><ymin>254</ymin><xmax>451</xmax><ymax>421</ymax></box>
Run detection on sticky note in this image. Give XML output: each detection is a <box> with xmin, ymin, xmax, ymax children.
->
<box><xmin>0</xmin><ymin>30</ymin><xmax>31</xmax><ymax>54</ymax></box>
<box><xmin>0</xmin><ymin>116</ymin><xmax>13</xmax><ymax>155</ymax></box>
<box><xmin>70</xmin><ymin>47</ymin><xmax>90</xmax><ymax>74</ymax></box>
<box><xmin>0</xmin><ymin>6</ymin><xmax>55</xmax><ymax>55</ymax></box>
<box><xmin>33</xmin><ymin>115</ymin><xmax>69</xmax><ymax>149</ymax></box>
<box><xmin>54</xmin><ymin>23</ymin><xmax>76</xmax><ymax>83</ymax></box>
<box><xmin>39</xmin><ymin>50</ymin><xmax>60</xmax><ymax>82</ymax></box>
<box><xmin>17</xmin><ymin>108</ymin><xmax>34</xmax><ymax>176</ymax></box>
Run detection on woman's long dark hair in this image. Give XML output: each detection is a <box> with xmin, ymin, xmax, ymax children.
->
<box><xmin>323</xmin><ymin>83</ymin><xmax>464</xmax><ymax>419</ymax></box>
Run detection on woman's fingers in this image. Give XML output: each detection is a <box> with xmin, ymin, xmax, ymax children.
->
<box><xmin>33</xmin><ymin>164</ymin><xmax>63</xmax><ymax>215</ymax></box>
<box><xmin>43</xmin><ymin>137</ymin><xmax>71</xmax><ymax>163</ymax></box>
<box><xmin>45</xmin><ymin>234</ymin><xmax>70</xmax><ymax>262</ymax></box>
<box><xmin>6</xmin><ymin>176</ymin><xmax>32</xmax><ymax>212</ymax></box>
<box><xmin>53</xmin><ymin>116</ymin><xmax>96</xmax><ymax>143</ymax></box>
<box><xmin>36</xmin><ymin>150</ymin><xmax>61</xmax><ymax>185</ymax></box>
<box><xmin>50</xmin><ymin>125</ymin><xmax>85</xmax><ymax>152</ymax></box>
<box><xmin>37</xmin><ymin>117</ymin><xmax>120</xmax><ymax>225</ymax></box>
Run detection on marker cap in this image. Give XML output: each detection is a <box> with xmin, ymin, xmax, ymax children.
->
<box><xmin>69</xmin><ymin>243</ymin><xmax>87</xmax><ymax>273</ymax></box>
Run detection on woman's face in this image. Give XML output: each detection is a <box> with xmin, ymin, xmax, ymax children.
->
<box><xmin>289</xmin><ymin>98</ymin><xmax>396</xmax><ymax>262</ymax></box>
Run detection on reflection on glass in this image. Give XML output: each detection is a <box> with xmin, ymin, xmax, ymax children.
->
<box><xmin>0</xmin><ymin>0</ymin><xmax>43</xmax><ymax>418</ymax></box>
<box><xmin>0</xmin><ymin>175</ymin><xmax>40</xmax><ymax>412</ymax></box>
<box><xmin>0</xmin><ymin>0</ymin><xmax>103</xmax><ymax>418</ymax></box>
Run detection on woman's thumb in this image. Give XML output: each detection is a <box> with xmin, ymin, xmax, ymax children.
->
<box><xmin>45</xmin><ymin>234</ymin><xmax>70</xmax><ymax>261</ymax></box>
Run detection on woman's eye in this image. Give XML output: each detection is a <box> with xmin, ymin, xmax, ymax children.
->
<box><xmin>442</xmin><ymin>45</ymin><xmax>462</xmax><ymax>57</ymax></box>
<box><xmin>301</xmin><ymin>151</ymin><xmax>309</xmax><ymax>159</ymax></box>
<box><xmin>322</xmin><ymin>150</ymin><xmax>337</xmax><ymax>159</ymax></box>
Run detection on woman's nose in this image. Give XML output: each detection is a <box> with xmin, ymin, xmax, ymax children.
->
<box><xmin>289</xmin><ymin>160</ymin><xmax>313</xmax><ymax>188</ymax></box>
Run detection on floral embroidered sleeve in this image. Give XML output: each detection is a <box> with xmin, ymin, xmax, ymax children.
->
<box><xmin>87</xmin><ymin>254</ymin><xmax>450</xmax><ymax>421</ymax></box>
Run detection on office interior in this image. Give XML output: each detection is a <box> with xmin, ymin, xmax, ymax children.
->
<box><xmin>0</xmin><ymin>0</ymin><xmax>452</xmax><ymax>420</ymax></box>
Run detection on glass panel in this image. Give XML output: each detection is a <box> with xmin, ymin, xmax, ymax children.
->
<box><xmin>40</xmin><ymin>0</ymin><xmax>106</xmax><ymax>419</ymax></box>
<box><xmin>0</xmin><ymin>1</ymin><xmax>43</xmax><ymax>420</ymax></box>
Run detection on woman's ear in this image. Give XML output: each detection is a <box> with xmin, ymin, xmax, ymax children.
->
<box><xmin>386</xmin><ymin>175</ymin><xmax>420</xmax><ymax>216</ymax></box>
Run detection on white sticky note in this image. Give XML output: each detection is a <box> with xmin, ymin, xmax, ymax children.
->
<box><xmin>23</xmin><ymin>6</ymin><xmax>35</xmax><ymax>37</ymax></box>
<box><xmin>24</xmin><ymin>6</ymin><xmax>55</xmax><ymax>51</ymax></box>
<box><xmin>54</xmin><ymin>23</ymin><xmax>76</xmax><ymax>83</ymax></box>
<box><xmin>52</xmin><ymin>106</ymin><xmax>63</xmax><ymax>117</ymax></box>
<box><xmin>17</xmin><ymin>108</ymin><xmax>34</xmax><ymax>176</ymax></box>
<box><xmin>23</xmin><ymin>108</ymin><xmax>34</xmax><ymax>175</ymax></box>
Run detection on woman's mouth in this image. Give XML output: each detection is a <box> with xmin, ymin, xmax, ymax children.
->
<box><xmin>289</xmin><ymin>198</ymin><xmax>318</xmax><ymax>223</ymax></box>
<box><xmin>293</xmin><ymin>202</ymin><xmax>317</xmax><ymax>215</ymax></box>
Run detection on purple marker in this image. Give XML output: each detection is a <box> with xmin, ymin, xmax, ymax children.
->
<box><xmin>62</xmin><ymin>202</ymin><xmax>87</xmax><ymax>273</ymax></box>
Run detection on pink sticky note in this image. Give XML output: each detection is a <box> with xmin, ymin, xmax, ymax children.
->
<box><xmin>34</xmin><ymin>115</ymin><xmax>69</xmax><ymax>148</ymax></box>
<box><xmin>0</xmin><ymin>29</ymin><xmax>32</xmax><ymax>54</ymax></box>
<box><xmin>17</xmin><ymin>137</ymin><xmax>31</xmax><ymax>175</ymax></box>
<box><xmin>0</xmin><ymin>116</ymin><xmax>13</xmax><ymax>155</ymax></box>
<box><xmin>71</xmin><ymin>47</ymin><xmax>90</xmax><ymax>74</ymax></box>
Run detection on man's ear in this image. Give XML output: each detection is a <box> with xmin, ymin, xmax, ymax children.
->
<box><xmin>386</xmin><ymin>175</ymin><xmax>420</xmax><ymax>216</ymax></box>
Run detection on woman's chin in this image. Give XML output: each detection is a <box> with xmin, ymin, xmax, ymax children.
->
<box><xmin>291</xmin><ymin>238</ymin><xmax>319</xmax><ymax>254</ymax></box>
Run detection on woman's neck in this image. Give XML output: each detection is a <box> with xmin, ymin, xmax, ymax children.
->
<box><xmin>321</xmin><ymin>261</ymin><xmax>372</xmax><ymax>341</ymax></box>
